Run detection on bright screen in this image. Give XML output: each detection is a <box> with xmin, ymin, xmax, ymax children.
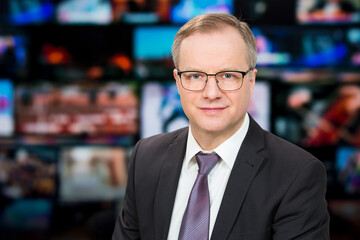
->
<box><xmin>7</xmin><ymin>0</ymin><xmax>55</xmax><ymax>25</ymax></box>
<box><xmin>58</xmin><ymin>146</ymin><xmax>128</xmax><ymax>203</ymax></box>
<box><xmin>170</xmin><ymin>0</ymin><xmax>233</xmax><ymax>24</ymax></box>
<box><xmin>296</xmin><ymin>0</ymin><xmax>360</xmax><ymax>24</ymax></box>
<box><xmin>15</xmin><ymin>82</ymin><xmax>138</xmax><ymax>136</ymax></box>
<box><xmin>336</xmin><ymin>147</ymin><xmax>360</xmax><ymax>196</ymax></box>
<box><xmin>274</xmin><ymin>82</ymin><xmax>360</xmax><ymax>147</ymax></box>
<box><xmin>0</xmin><ymin>80</ymin><xmax>14</xmax><ymax>136</ymax></box>
<box><xmin>56</xmin><ymin>0</ymin><xmax>112</xmax><ymax>24</ymax></box>
<box><xmin>134</xmin><ymin>26</ymin><xmax>178</xmax><ymax>79</ymax></box>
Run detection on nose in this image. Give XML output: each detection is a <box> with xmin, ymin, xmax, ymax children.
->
<box><xmin>202</xmin><ymin>75</ymin><xmax>222</xmax><ymax>99</ymax></box>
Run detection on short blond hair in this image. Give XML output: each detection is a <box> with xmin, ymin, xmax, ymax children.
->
<box><xmin>171</xmin><ymin>13</ymin><xmax>257</xmax><ymax>69</ymax></box>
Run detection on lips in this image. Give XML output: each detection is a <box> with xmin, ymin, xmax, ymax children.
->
<box><xmin>199</xmin><ymin>107</ymin><xmax>226</xmax><ymax>114</ymax></box>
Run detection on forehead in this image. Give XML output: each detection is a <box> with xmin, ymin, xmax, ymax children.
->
<box><xmin>178</xmin><ymin>27</ymin><xmax>248</xmax><ymax>69</ymax></box>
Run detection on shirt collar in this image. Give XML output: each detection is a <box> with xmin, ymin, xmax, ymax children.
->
<box><xmin>184</xmin><ymin>113</ymin><xmax>250</xmax><ymax>170</ymax></box>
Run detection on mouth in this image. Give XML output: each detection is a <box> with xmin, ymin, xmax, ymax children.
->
<box><xmin>199</xmin><ymin>107</ymin><xmax>227</xmax><ymax>114</ymax></box>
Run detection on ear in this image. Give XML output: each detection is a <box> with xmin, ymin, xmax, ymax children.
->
<box><xmin>249</xmin><ymin>68</ymin><xmax>257</xmax><ymax>95</ymax></box>
<box><xmin>174</xmin><ymin>69</ymin><xmax>181</xmax><ymax>93</ymax></box>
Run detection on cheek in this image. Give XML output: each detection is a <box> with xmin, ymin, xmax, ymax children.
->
<box><xmin>229</xmin><ymin>92</ymin><xmax>251</xmax><ymax>113</ymax></box>
<box><xmin>179</xmin><ymin>92</ymin><xmax>196</xmax><ymax>113</ymax></box>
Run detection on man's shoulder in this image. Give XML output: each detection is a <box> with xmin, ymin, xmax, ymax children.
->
<box><xmin>248</xmin><ymin>117</ymin><xmax>319</xmax><ymax>167</ymax></box>
<box><xmin>137</xmin><ymin>127</ymin><xmax>189</xmax><ymax>149</ymax></box>
<box><xmin>264</xmin><ymin>130</ymin><xmax>314</xmax><ymax>157</ymax></box>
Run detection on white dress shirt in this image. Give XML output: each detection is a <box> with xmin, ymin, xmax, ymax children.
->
<box><xmin>167</xmin><ymin>113</ymin><xmax>250</xmax><ymax>239</ymax></box>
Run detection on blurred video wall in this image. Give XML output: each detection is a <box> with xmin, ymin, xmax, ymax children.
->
<box><xmin>0</xmin><ymin>0</ymin><xmax>359</xmax><ymax>239</ymax></box>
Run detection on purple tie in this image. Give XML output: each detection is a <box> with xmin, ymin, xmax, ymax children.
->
<box><xmin>178</xmin><ymin>152</ymin><xmax>219</xmax><ymax>240</ymax></box>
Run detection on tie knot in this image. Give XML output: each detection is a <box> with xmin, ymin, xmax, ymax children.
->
<box><xmin>195</xmin><ymin>152</ymin><xmax>219</xmax><ymax>175</ymax></box>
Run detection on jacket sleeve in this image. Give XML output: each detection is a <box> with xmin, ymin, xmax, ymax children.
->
<box><xmin>112</xmin><ymin>139</ymin><xmax>143</xmax><ymax>240</ymax></box>
<box><xmin>272</xmin><ymin>159</ymin><xmax>330</xmax><ymax>239</ymax></box>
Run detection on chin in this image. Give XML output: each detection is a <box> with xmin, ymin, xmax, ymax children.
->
<box><xmin>198</xmin><ymin>123</ymin><xmax>226</xmax><ymax>133</ymax></box>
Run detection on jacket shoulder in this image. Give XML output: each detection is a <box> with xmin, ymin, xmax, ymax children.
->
<box><xmin>136</xmin><ymin>127</ymin><xmax>188</xmax><ymax>151</ymax></box>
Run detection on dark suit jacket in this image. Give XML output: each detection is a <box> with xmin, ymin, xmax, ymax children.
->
<box><xmin>113</xmin><ymin>117</ymin><xmax>330</xmax><ymax>240</ymax></box>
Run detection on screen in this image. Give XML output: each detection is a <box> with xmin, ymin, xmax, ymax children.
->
<box><xmin>273</xmin><ymin>82</ymin><xmax>360</xmax><ymax>147</ymax></box>
<box><xmin>0</xmin><ymin>36</ymin><xmax>27</xmax><ymax>79</ymax></box>
<box><xmin>111</xmin><ymin>0</ymin><xmax>170</xmax><ymax>24</ymax></box>
<box><xmin>134</xmin><ymin>26</ymin><xmax>179</xmax><ymax>79</ymax></box>
<box><xmin>58</xmin><ymin>146</ymin><xmax>128</xmax><ymax>203</ymax></box>
<box><xmin>336</xmin><ymin>147</ymin><xmax>360</xmax><ymax>196</ymax></box>
<box><xmin>0</xmin><ymin>145</ymin><xmax>57</xmax><ymax>199</ymax></box>
<box><xmin>0</xmin><ymin>146</ymin><xmax>56</xmax><ymax>235</ymax></box>
<box><xmin>347</xmin><ymin>28</ymin><xmax>360</xmax><ymax>66</ymax></box>
<box><xmin>170</xmin><ymin>0</ymin><xmax>233</xmax><ymax>24</ymax></box>
<box><xmin>0</xmin><ymin>199</ymin><xmax>52</xmax><ymax>233</ymax></box>
<box><xmin>252</xmin><ymin>27</ymin><xmax>292</xmax><ymax>66</ymax></box>
<box><xmin>252</xmin><ymin>27</ymin><xmax>353</xmax><ymax>68</ymax></box>
<box><xmin>7</xmin><ymin>0</ymin><xmax>55</xmax><ymax>25</ymax></box>
<box><xmin>141</xmin><ymin>82</ymin><xmax>188</xmax><ymax>138</ymax></box>
<box><xmin>0</xmin><ymin>80</ymin><xmax>14</xmax><ymax>136</ymax></box>
<box><xmin>56</xmin><ymin>0</ymin><xmax>112</xmax><ymax>24</ymax></box>
<box><xmin>15</xmin><ymin>82</ymin><xmax>138</xmax><ymax>136</ymax></box>
<box><xmin>296</xmin><ymin>0</ymin><xmax>360</xmax><ymax>24</ymax></box>
<box><xmin>249</xmin><ymin>81</ymin><xmax>271</xmax><ymax>131</ymax></box>
<box><xmin>35</xmin><ymin>27</ymin><xmax>132</xmax><ymax>80</ymax></box>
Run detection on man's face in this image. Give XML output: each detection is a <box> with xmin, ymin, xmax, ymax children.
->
<box><xmin>174</xmin><ymin>27</ymin><xmax>257</xmax><ymax>140</ymax></box>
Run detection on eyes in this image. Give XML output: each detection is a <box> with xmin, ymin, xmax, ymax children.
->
<box><xmin>177</xmin><ymin>69</ymin><xmax>252</xmax><ymax>91</ymax></box>
<box><xmin>181</xmin><ymin>72</ymin><xmax>242</xmax><ymax>81</ymax></box>
<box><xmin>182</xmin><ymin>72</ymin><xmax>206</xmax><ymax>81</ymax></box>
<box><xmin>222</xmin><ymin>73</ymin><xmax>238</xmax><ymax>79</ymax></box>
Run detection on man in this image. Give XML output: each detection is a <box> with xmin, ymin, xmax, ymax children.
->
<box><xmin>112</xmin><ymin>13</ymin><xmax>330</xmax><ymax>240</ymax></box>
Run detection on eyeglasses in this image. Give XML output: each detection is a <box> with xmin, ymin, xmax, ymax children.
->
<box><xmin>177</xmin><ymin>68</ymin><xmax>253</xmax><ymax>91</ymax></box>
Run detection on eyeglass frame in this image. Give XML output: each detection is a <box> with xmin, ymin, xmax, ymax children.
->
<box><xmin>176</xmin><ymin>68</ymin><xmax>254</xmax><ymax>91</ymax></box>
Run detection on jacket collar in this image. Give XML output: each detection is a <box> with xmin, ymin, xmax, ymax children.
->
<box><xmin>211</xmin><ymin>116</ymin><xmax>266</xmax><ymax>239</ymax></box>
<box><xmin>153</xmin><ymin>128</ymin><xmax>188</xmax><ymax>240</ymax></box>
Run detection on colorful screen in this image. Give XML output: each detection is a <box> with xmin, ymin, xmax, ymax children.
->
<box><xmin>111</xmin><ymin>0</ymin><xmax>170</xmax><ymax>24</ymax></box>
<box><xmin>141</xmin><ymin>82</ymin><xmax>188</xmax><ymax>138</ymax></box>
<box><xmin>273</xmin><ymin>82</ymin><xmax>360</xmax><ymax>147</ymax></box>
<box><xmin>7</xmin><ymin>0</ymin><xmax>55</xmax><ymax>25</ymax></box>
<box><xmin>15</xmin><ymin>82</ymin><xmax>138</xmax><ymax>136</ymax></box>
<box><xmin>134</xmin><ymin>26</ymin><xmax>179</xmax><ymax>79</ymax></box>
<box><xmin>170</xmin><ymin>0</ymin><xmax>233</xmax><ymax>24</ymax></box>
<box><xmin>336</xmin><ymin>147</ymin><xmax>360</xmax><ymax>196</ymax></box>
<box><xmin>0</xmin><ymin>36</ymin><xmax>27</xmax><ymax>78</ymax></box>
<box><xmin>56</xmin><ymin>0</ymin><xmax>112</xmax><ymax>24</ymax></box>
<box><xmin>58</xmin><ymin>146</ymin><xmax>128</xmax><ymax>202</ymax></box>
<box><xmin>296</xmin><ymin>0</ymin><xmax>360</xmax><ymax>24</ymax></box>
<box><xmin>0</xmin><ymin>80</ymin><xmax>14</xmax><ymax>136</ymax></box>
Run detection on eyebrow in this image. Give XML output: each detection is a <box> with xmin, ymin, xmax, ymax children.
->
<box><xmin>179</xmin><ymin>67</ymin><xmax>244</xmax><ymax>72</ymax></box>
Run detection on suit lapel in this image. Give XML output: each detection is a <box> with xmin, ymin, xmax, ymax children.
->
<box><xmin>153</xmin><ymin>128</ymin><xmax>188</xmax><ymax>240</ymax></box>
<box><xmin>211</xmin><ymin>117</ymin><xmax>266</xmax><ymax>240</ymax></box>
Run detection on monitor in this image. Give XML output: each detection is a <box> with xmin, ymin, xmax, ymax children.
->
<box><xmin>296</xmin><ymin>0</ymin><xmax>360</xmax><ymax>24</ymax></box>
<box><xmin>170</xmin><ymin>0</ymin><xmax>233</xmax><ymax>24</ymax></box>
<box><xmin>134</xmin><ymin>26</ymin><xmax>179</xmax><ymax>79</ymax></box>
<box><xmin>273</xmin><ymin>82</ymin><xmax>360</xmax><ymax>147</ymax></box>
<box><xmin>58</xmin><ymin>146</ymin><xmax>128</xmax><ymax>203</ymax></box>
<box><xmin>56</xmin><ymin>0</ymin><xmax>112</xmax><ymax>24</ymax></box>
<box><xmin>0</xmin><ymin>36</ymin><xmax>27</xmax><ymax>79</ymax></box>
<box><xmin>336</xmin><ymin>147</ymin><xmax>360</xmax><ymax>196</ymax></box>
<box><xmin>249</xmin><ymin>81</ymin><xmax>271</xmax><ymax>131</ymax></box>
<box><xmin>6</xmin><ymin>0</ymin><xmax>55</xmax><ymax>25</ymax></box>
<box><xmin>111</xmin><ymin>0</ymin><xmax>170</xmax><ymax>24</ymax></box>
<box><xmin>0</xmin><ymin>80</ymin><xmax>14</xmax><ymax>136</ymax></box>
<box><xmin>141</xmin><ymin>82</ymin><xmax>188</xmax><ymax>138</ymax></box>
<box><xmin>15</xmin><ymin>82</ymin><xmax>139</xmax><ymax>136</ymax></box>
<box><xmin>0</xmin><ymin>145</ymin><xmax>57</xmax><ymax>199</ymax></box>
